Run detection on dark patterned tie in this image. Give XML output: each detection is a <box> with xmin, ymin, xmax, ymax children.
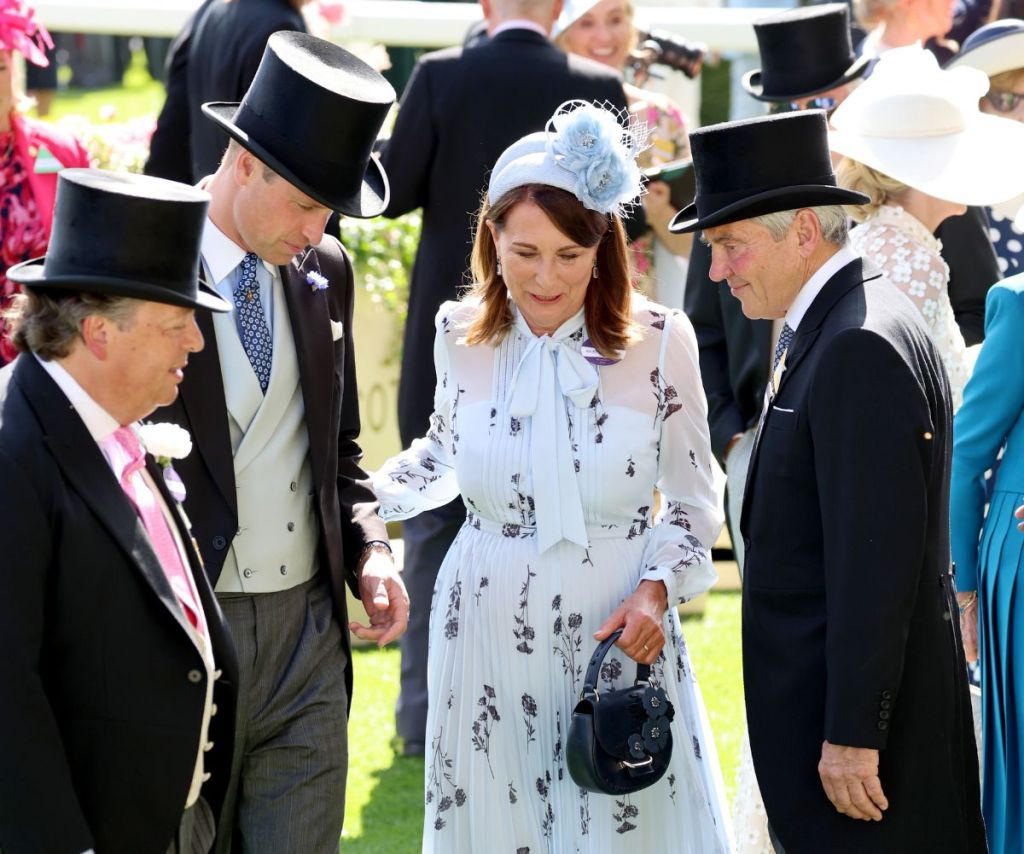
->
<box><xmin>233</xmin><ymin>252</ymin><xmax>273</xmax><ymax>393</ymax></box>
<box><xmin>771</xmin><ymin>322</ymin><xmax>794</xmax><ymax>395</ymax></box>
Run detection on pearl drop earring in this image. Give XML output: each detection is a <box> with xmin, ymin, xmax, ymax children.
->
<box><xmin>496</xmin><ymin>258</ymin><xmax>503</xmax><ymax>277</ymax></box>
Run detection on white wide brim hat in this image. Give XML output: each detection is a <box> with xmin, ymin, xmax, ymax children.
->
<box><xmin>944</xmin><ymin>19</ymin><xmax>1024</xmax><ymax>78</ymax></box>
<box><xmin>829</xmin><ymin>46</ymin><xmax>1024</xmax><ymax>207</ymax></box>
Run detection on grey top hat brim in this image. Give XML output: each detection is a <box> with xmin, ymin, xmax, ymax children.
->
<box><xmin>203</xmin><ymin>101</ymin><xmax>389</xmax><ymax>218</ymax></box>
<box><xmin>669</xmin><ymin>183</ymin><xmax>869</xmax><ymax>234</ymax></box>
<box><xmin>742</xmin><ymin>54</ymin><xmax>872</xmax><ymax>102</ymax></box>
<box><xmin>7</xmin><ymin>256</ymin><xmax>233</xmax><ymax>313</ymax></box>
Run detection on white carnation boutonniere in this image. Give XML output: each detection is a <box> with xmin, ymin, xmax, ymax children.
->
<box><xmin>138</xmin><ymin>422</ymin><xmax>192</xmax><ymax>504</ymax></box>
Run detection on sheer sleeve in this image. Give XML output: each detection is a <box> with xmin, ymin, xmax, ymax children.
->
<box><xmin>861</xmin><ymin>223</ymin><xmax>950</xmax><ymax>340</ymax></box>
<box><xmin>639</xmin><ymin>310</ymin><xmax>723</xmax><ymax>606</ymax></box>
<box><xmin>370</xmin><ymin>303</ymin><xmax>461</xmax><ymax>519</ymax></box>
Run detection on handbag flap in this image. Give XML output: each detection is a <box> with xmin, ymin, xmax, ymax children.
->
<box><xmin>591</xmin><ymin>687</ymin><xmax>650</xmax><ymax>761</ymax></box>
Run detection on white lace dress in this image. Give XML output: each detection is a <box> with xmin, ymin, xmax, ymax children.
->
<box><xmin>372</xmin><ymin>298</ymin><xmax>732</xmax><ymax>853</ymax></box>
<box><xmin>850</xmin><ymin>204</ymin><xmax>971</xmax><ymax>410</ymax></box>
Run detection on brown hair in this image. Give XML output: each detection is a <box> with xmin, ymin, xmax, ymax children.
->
<box><xmin>4</xmin><ymin>289</ymin><xmax>139</xmax><ymax>360</ymax></box>
<box><xmin>990</xmin><ymin>68</ymin><xmax>1024</xmax><ymax>91</ymax></box>
<box><xmin>464</xmin><ymin>184</ymin><xmax>639</xmax><ymax>356</ymax></box>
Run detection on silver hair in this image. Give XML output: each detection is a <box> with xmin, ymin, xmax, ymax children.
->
<box><xmin>750</xmin><ymin>206</ymin><xmax>849</xmax><ymax>245</ymax></box>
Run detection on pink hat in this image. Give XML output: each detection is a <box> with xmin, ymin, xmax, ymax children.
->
<box><xmin>0</xmin><ymin>0</ymin><xmax>53</xmax><ymax>67</ymax></box>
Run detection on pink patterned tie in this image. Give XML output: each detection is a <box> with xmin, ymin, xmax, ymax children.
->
<box><xmin>109</xmin><ymin>426</ymin><xmax>204</xmax><ymax>634</ymax></box>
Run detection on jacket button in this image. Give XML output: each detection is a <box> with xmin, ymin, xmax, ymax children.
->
<box><xmin>212</xmin><ymin>535</ymin><xmax>227</xmax><ymax>550</ymax></box>
<box><xmin>881</xmin><ymin>690</ymin><xmax>893</xmax><ymax>700</ymax></box>
<box><xmin>880</xmin><ymin>700</ymin><xmax>892</xmax><ymax>710</ymax></box>
<box><xmin>243</xmin><ymin>568</ymin><xmax>253</xmax><ymax>579</ymax></box>
<box><xmin>280</xmin><ymin>565</ymin><xmax>287</xmax><ymax>575</ymax></box>
<box><xmin>290</xmin><ymin>481</ymin><xmax>298</xmax><ymax>492</ymax></box>
<box><xmin>879</xmin><ymin>710</ymin><xmax>890</xmax><ymax>720</ymax></box>
<box><xmin>877</xmin><ymin>721</ymin><xmax>888</xmax><ymax>731</ymax></box>
<box><xmin>187</xmin><ymin>669</ymin><xmax>203</xmax><ymax>684</ymax></box>
<box><xmin>287</xmin><ymin>522</ymin><xmax>295</xmax><ymax>532</ymax></box>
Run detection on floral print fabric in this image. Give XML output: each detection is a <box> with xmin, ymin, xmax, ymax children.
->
<box><xmin>850</xmin><ymin>204</ymin><xmax>971</xmax><ymax>410</ymax></box>
<box><xmin>0</xmin><ymin>130</ymin><xmax>48</xmax><ymax>365</ymax></box>
<box><xmin>373</xmin><ymin>297</ymin><xmax>730</xmax><ymax>852</ymax></box>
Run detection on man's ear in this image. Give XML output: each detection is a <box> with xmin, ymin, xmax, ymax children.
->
<box><xmin>794</xmin><ymin>208</ymin><xmax>822</xmax><ymax>258</ymax></box>
<box><xmin>235</xmin><ymin>149</ymin><xmax>258</xmax><ymax>186</ymax></box>
<box><xmin>80</xmin><ymin>314</ymin><xmax>110</xmax><ymax>361</ymax></box>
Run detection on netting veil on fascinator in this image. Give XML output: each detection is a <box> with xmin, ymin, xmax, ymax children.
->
<box><xmin>487</xmin><ymin>100</ymin><xmax>649</xmax><ymax>217</ymax></box>
<box><xmin>0</xmin><ymin>0</ymin><xmax>53</xmax><ymax>67</ymax></box>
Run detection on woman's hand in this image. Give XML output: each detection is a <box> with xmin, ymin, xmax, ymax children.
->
<box><xmin>958</xmin><ymin>591</ymin><xmax>979</xmax><ymax>663</ymax></box>
<box><xmin>594</xmin><ymin>580</ymin><xmax>668</xmax><ymax>665</ymax></box>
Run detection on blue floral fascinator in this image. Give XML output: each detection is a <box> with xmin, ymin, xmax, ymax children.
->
<box><xmin>487</xmin><ymin>100</ymin><xmax>648</xmax><ymax>217</ymax></box>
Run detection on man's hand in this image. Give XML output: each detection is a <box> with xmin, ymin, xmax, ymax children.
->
<box><xmin>350</xmin><ymin>549</ymin><xmax>409</xmax><ymax>647</ymax></box>
<box><xmin>958</xmin><ymin>592</ymin><xmax>979</xmax><ymax>663</ymax></box>
<box><xmin>818</xmin><ymin>740</ymin><xmax>888</xmax><ymax>821</ymax></box>
<box><xmin>594</xmin><ymin>580</ymin><xmax>667</xmax><ymax>664</ymax></box>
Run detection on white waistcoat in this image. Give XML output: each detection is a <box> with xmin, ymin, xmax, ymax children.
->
<box><xmin>212</xmin><ymin>271</ymin><xmax>319</xmax><ymax>594</ymax></box>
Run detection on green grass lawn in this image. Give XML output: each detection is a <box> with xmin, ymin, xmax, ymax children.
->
<box><xmin>342</xmin><ymin>590</ymin><xmax>743</xmax><ymax>852</ymax></box>
<box><xmin>36</xmin><ymin>49</ymin><xmax>164</xmax><ymax>124</ymax></box>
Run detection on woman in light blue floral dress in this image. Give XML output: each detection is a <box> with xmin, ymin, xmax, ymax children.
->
<box><xmin>372</xmin><ymin>103</ymin><xmax>731</xmax><ymax>853</ymax></box>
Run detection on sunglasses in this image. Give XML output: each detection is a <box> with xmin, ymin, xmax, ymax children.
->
<box><xmin>768</xmin><ymin>96</ymin><xmax>839</xmax><ymax>117</ymax></box>
<box><xmin>985</xmin><ymin>89</ymin><xmax>1024</xmax><ymax>114</ymax></box>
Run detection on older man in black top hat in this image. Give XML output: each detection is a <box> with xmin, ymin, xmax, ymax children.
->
<box><xmin>150</xmin><ymin>32</ymin><xmax>409</xmax><ymax>854</ymax></box>
<box><xmin>0</xmin><ymin>169</ymin><xmax>238</xmax><ymax>854</ymax></box>
<box><xmin>672</xmin><ymin>112</ymin><xmax>985</xmax><ymax>853</ymax></box>
<box><xmin>685</xmin><ymin>3</ymin><xmax>872</xmax><ymax>571</ymax></box>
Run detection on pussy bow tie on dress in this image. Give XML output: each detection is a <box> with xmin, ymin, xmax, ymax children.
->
<box><xmin>508</xmin><ymin>309</ymin><xmax>599</xmax><ymax>553</ymax></box>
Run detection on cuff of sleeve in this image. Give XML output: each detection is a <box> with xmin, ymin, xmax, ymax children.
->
<box><xmin>640</xmin><ymin>559</ymin><xmax>717</xmax><ymax>608</ymax></box>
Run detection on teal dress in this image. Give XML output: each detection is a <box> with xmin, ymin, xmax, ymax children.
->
<box><xmin>951</xmin><ymin>273</ymin><xmax>1024</xmax><ymax>853</ymax></box>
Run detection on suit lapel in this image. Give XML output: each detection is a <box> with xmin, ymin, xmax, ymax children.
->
<box><xmin>179</xmin><ymin>308</ymin><xmax>238</xmax><ymax>517</ymax></box>
<box><xmin>740</xmin><ymin>258</ymin><xmax>875</xmax><ymax>534</ymax></box>
<box><xmin>15</xmin><ymin>358</ymin><xmax>189</xmax><ymax>628</ymax></box>
<box><xmin>281</xmin><ymin>254</ymin><xmax>333</xmax><ymax>487</ymax></box>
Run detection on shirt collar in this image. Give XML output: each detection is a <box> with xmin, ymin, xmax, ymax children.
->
<box><xmin>201</xmin><ymin>216</ymin><xmax>277</xmax><ymax>289</ymax></box>
<box><xmin>492</xmin><ymin>19</ymin><xmax>550</xmax><ymax>38</ymax></box>
<box><xmin>784</xmin><ymin>244</ymin><xmax>858</xmax><ymax>333</ymax></box>
<box><xmin>35</xmin><ymin>354</ymin><xmax>121</xmax><ymax>443</ymax></box>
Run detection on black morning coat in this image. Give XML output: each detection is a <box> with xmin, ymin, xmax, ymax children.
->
<box><xmin>740</xmin><ymin>256</ymin><xmax>986</xmax><ymax>852</ymax></box>
<box><xmin>0</xmin><ymin>355</ymin><xmax>239</xmax><ymax>854</ymax></box>
<box><xmin>378</xmin><ymin>27</ymin><xmax>629</xmax><ymax>446</ymax></box>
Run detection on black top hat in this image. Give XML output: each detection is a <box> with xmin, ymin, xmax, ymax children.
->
<box><xmin>7</xmin><ymin>169</ymin><xmax>231</xmax><ymax>312</ymax></box>
<box><xmin>669</xmin><ymin>111</ymin><xmax>869</xmax><ymax>234</ymax></box>
<box><xmin>743</xmin><ymin>4</ymin><xmax>871</xmax><ymax>102</ymax></box>
<box><xmin>203</xmin><ymin>31</ymin><xmax>395</xmax><ymax>218</ymax></box>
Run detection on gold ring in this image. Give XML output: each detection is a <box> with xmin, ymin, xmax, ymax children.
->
<box><xmin>642</xmin><ymin>643</ymin><xmax>649</xmax><ymax>653</ymax></box>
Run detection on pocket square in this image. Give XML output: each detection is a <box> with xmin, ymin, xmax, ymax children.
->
<box><xmin>330</xmin><ymin>319</ymin><xmax>344</xmax><ymax>341</ymax></box>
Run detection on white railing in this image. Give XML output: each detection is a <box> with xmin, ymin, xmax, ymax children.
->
<box><xmin>33</xmin><ymin>1</ymin><xmax>766</xmax><ymax>51</ymax></box>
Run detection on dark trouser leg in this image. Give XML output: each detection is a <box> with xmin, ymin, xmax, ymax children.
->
<box><xmin>216</xmin><ymin>576</ymin><xmax>349</xmax><ymax>854</ymax></box>
<box><xmin>767</xmin><ymin>822</ymin><xmax>787</xmax><ymax>854</ymax></box>
<box><xmin>396</xmin><ymin>499</ymin><xmax>464</xmax><ymax>754</ymax></box>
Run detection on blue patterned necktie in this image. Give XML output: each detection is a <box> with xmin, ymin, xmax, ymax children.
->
<box><xmin>770</xmin><ymin>322</ymin><xmax>794</xmax><ymax>396</ymax></box>
<box><xmin>233</xmin><ymin>252</ymin><xmax>273</xmax><ymax>393</ymax></box>
<box><xmin>773</xmin><ymin>323</ymin><xmax>795</xmax><ymax>375</ymax></box>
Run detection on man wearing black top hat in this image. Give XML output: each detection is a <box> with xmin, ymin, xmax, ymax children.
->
<box><xmin>0</xmin><ymin>169</ymin><xmax>238</xmax><ymax>854</ymax></box>
<box><xmin>685</xmin><ymin>3</ymin><xmax>871</xmax><ymax>569</ymax></box>
<box><xmin>150</xmin><ymin>32</ymin><xmax>409</xmax><ymax>853</ymax></box>
<box><xmin>672</xmin><ymin>111</ymin><xmax>985</xmax><ymax>853</ymax></box>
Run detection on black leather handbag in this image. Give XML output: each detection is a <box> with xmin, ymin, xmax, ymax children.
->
<box><xmin>566</xmin><ymin>629</ymin><xmax>675</xmax><ymax>795</ymax></box>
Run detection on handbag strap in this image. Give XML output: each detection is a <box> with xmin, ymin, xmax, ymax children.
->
<box><xmin>580</xmin><ymin>629</ymin><xmax>651</xmax><ymax>700</ymax></box>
